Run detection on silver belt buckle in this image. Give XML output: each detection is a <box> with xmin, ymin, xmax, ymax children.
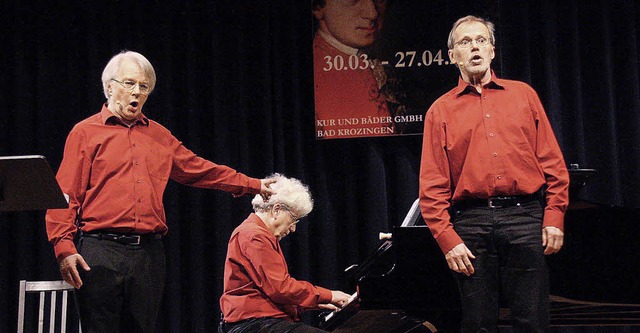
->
<box><xmin>487</xmin><ymin>197</ymin><xmax>502</xmax><ymax>209</ymax></box>
<box><xmin>487</xmin><ymin>198</ymin><xmax>496</xmax><ymax>208</ymax></box>
<box><xmin>131</xmin><ymin>235</ymin><xmax>141</xmax><ymax>245</ymax></box>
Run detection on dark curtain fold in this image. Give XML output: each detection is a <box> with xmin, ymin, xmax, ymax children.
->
<box><xmin>1</xmin><ymin>0</ymin><xmax>639</xmax><ymax>332</ymax></box>
<box><xmin>499</xmin><ymin>0</ymin><xmax>640</xmax><ymax>207</ymax></box>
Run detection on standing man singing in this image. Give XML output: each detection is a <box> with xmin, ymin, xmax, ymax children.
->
<box><xmin>419</xmin><ymin>16</ymin><xmax>569</xmax><ymax>332</ymax></box>
<box><xmin>45</xmin><ymin>50</ymin><xmax>276</xmax><ymax>333</ymax></box>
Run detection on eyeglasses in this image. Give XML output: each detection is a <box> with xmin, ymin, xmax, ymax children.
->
<box><xmin>281</xmin><ymin>205</ymin><xmax>300</xmax><ymax>225</ymax></box>
<box><xmin>111</xmin><ymin>78</ymin><xmax>151</xmax><ymax>94</ymax></box>
<box><xmin>454</xmin><ymin>36</ymin><xmax>491</xmax><ymax>49</ymax></box>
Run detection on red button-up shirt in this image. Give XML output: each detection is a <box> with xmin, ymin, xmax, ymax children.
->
<box><xmin>46</xmin><ymin>105</ymin><xmax>261</xmax><ymax>261</ymax></box>
<box><xmin>220</xmin><ymin>213</ymin><xmax>332</xmax><ymax>323</ymax></box>
<box><xmin>419</xmin><ymin>75</ymin><xmax>570</xmax><ymax>254</ymax></box>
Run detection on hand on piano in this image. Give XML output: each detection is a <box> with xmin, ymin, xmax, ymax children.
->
<box><xmin>319</xmin><ymin>303</ymin><xmax>340</xmax><ymax>311</ymax></box>
<box><xmin>330</xmin><ymin>290</ymin><xmax>351</xmax><ymax>307</ymax></box>
<box><xmin>320</xmin><ymin>291</ymin><xmax>358</xmax><ymax>325</ymax></box>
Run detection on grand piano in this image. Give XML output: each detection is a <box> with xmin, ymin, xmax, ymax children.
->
<box><xmin>319</xmin><ymin>200</ymin><xmax>461</xmax><ymax>333</ymax></box>
<box><xmin>320</xmin><ymin>168</ymin><xmax>640</xmax><ymax>331</ymax></box>
<box><xmin>545</xmin><ymin>167</ymin><xmax>640</xmax><ymax>327</ymax></box>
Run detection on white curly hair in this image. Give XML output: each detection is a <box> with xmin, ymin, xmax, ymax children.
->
<box><xmin>251</xmin><ymin>173</ymin><xmax>313</xmax><ymax>218</ymax></box>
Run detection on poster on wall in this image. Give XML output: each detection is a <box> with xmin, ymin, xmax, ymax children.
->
<box><xmin>312</xmin><ymin>0</ymin><xmax>499</xmax><ymax>140</ymax></box>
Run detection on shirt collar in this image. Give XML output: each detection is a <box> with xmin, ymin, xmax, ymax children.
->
<box><xmin>100</xmin><ymin>104</ymin><xmax>149</xmax><ymax>127</ymax></box>
<box><xmin>248</xmin><ymin>213</ymin><xmax>278</xmax><ymax>241</ymax></box>
<box><xmin>454</xmin><ymin>70</ymin><xmax>505</xmax><ymax>96</ymax></box>
<box><xmin>317</xmin><ymin>30</ymin><xmax>359</xmax><ymax>56</ymax></box>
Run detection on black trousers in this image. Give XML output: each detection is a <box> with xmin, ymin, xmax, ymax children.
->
<box><xmin>451</xmin><ymin>200</ymin><xmax>549</xmax><ymax>333</ymax></box>
<box><xmin>76</xmin><ymin>235</ymin><xmax>166</xmax><ymax>333</ymax></box>
<box><xmin>219</xmin><ymin>317</ymin><xmax>328</xmax><ymax>333</ymax></box>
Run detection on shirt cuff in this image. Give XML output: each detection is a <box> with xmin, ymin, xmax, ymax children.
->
<box><xmin>232</xmin><ymin>177</ymin><xmax>262</xmax><ymax>197</ymax></box>
<box><xmin>435</xmin><ymin>228</ymin><xmax>464</xmax><ymax>254</ymax></box>
<box><xmin>316</xmin><ymin>286</ymin><xmax>333</xmax><ymax>304</ymax></box>
<box><xmin>543</xmin><ymin>208</ymin><xmax>565</xmax><ymax>231</ymax></box>
<box><xmin>54</xmin><ymin>240</ymin><xmax>78</xmax><ymax>263</ymax></box>
<box><xmin>248</xmin><ymin>178</ymin><xmax>262</xmax><ymax>194</ymax></box>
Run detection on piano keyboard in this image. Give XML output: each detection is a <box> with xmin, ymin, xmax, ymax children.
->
<box><xmin>323</xmin><ymin>291</ymin><xmax>359</xmax><ymax>323</ymax></box>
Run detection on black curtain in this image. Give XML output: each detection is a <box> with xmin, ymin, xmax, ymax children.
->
<box><xmin>1</xmin><ymin>1</ymin><xmax>638</xmax><ymax>332</ymax></box>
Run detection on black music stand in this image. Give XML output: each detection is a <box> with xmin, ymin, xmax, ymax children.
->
<box><xmin>567</xmin><ymin>166</ymin><xmax>597</xmax><ymax>210</ymax></box>
<box><xmin>568</xmin><ymin>165</ymin><xmax>596</xmax><ymax>192</ymax></box>
<box><xmin>0</xmin><ymin>155</ymin><xmax>68</xmax><ymax>211</ymax></box>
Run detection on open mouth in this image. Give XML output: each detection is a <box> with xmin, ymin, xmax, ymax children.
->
<box><xmin>470</xmin><ymin>55</ymin><xmax>483</xmax><ymax>64</ymax></box>
<box><xmin>130</xmin><ymin>101</ymin><xmax>139</xmax><ymax>108</ymax></box>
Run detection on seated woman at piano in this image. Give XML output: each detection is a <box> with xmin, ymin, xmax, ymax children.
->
<box><xmin>218</xmin><ymin>174</ymin><xmax>351</xmax><ymax>333</ymax></box>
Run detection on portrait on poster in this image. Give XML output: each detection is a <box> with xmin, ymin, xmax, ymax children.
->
<box><xmin>312</xmin><ymin>0</ymin><xmax>496</xmax><ymax>140</ymax></box>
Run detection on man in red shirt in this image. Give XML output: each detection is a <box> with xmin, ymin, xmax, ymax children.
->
<box><xmin>45</xmin><ymin>50</ymin><xmax>276</xmax><ymax>333</ymax></box>
<box><xmin>419</xmin><ymin>16</ymin><xmax>569</xmax><ymax>332</ymax></box>
<box><xmin>219</xmin><ymin>174</ymin><xmax>350</xmax><ymax>333</ymax></box>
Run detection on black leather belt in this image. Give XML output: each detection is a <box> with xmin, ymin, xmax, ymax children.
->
<box><xmin>220</xmin><ymin>318</ymin><xmax>255</xmax><ymax>333</ymax></box>
<box><xmin>454</xmin><ymin>191</ymin><xmax>543</xmax><ymax>210</ymax></box>
<box><xmin>81</xmin><ymin>232</ymin><xmax>162</xmax><ymax>245</ymax></box>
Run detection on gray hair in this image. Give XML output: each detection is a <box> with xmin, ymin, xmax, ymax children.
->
<box><xmin>101</xmin><ymin>50</ymin><xmax>157</xmax><ymax>99</ymax></box>
<box><xmin>252</xmin><ymin>174</ymin><xmax>314</xmax><ymax>218</ymax></box>
<box><xmin>447</xmin><ymin>15</ymin><xmax>496</xmax><ymax>50</ymax></box>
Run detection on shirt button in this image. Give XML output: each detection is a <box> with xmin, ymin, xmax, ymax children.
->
<box><xmin>497</xmin><ymin>175</ymin><xmax>502</xmax><ymax>179</ymax></box>
<box><xmin>132</xmin><ymin>143</ymin><xmax>137</xmax><ymax>147</ymax></box>
<box><xmin>486</xmin><ymin>114</ymin><xmax>491</xmax><ymax>118</ymax></box>
<box><xmin>489</xmin><ymin>133</ymin><xmax>495</xmax><ymax>137</ymax></box>
<box><xmin>134</xmin><ymin>161</ymin><xmax>139</xmax><ymax>165</ymax></box>
<box><xmin>493</xmin><ymin>153</ymin><xmax>498</xmax><ymax>157</ymax></box>
<box><xmin>137</xmin><ymin>179</ymin><xmax>141</xmax><ymax>183</ymax></box>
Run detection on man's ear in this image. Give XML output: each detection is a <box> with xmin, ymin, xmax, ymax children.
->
<box><xmin>448</xmin><ymin>49</ymin><xmax>458</xmax><ymax>65</ymax></box>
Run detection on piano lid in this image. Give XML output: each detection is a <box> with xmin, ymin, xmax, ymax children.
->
<box><xmin>323</xmin><ymin>225</ymin><xmax>461</xmax><ymax>332</ymax></box>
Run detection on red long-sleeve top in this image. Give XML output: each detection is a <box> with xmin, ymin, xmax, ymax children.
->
<box><xmin>220</xmin><ymin>213</ymin><xmax>333</xmax><ymax>323</ymax></box>
<box><xmin>419</xmin><ymin>75</ymin><xmax>570</xmax><ymax>254</ymax></box>
<box><xmin>45</xmin><ymin>105</ymin><xmax>261</xmax><ymax>262</ymax></box>
<box><xmin>313</xmin><ymin>32</ymin><xmax>393</xmax><ymax>138</ymax></box>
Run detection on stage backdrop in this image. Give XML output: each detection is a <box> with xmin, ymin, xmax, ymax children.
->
<box><xmin>312</xmin><ymin>0</ymin><xmax>501</xmax><ymax>139</ymax></box>
<box><xmin>1</xmin><ymin>0</ymin><xmax>639</xmax><ymax>332</ymax></box>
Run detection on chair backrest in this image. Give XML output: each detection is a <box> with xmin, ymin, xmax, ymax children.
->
<box><xmin>17</xmin><ymin>280</ymin><xmax>82</xmax><ymax>333</ymax></box>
